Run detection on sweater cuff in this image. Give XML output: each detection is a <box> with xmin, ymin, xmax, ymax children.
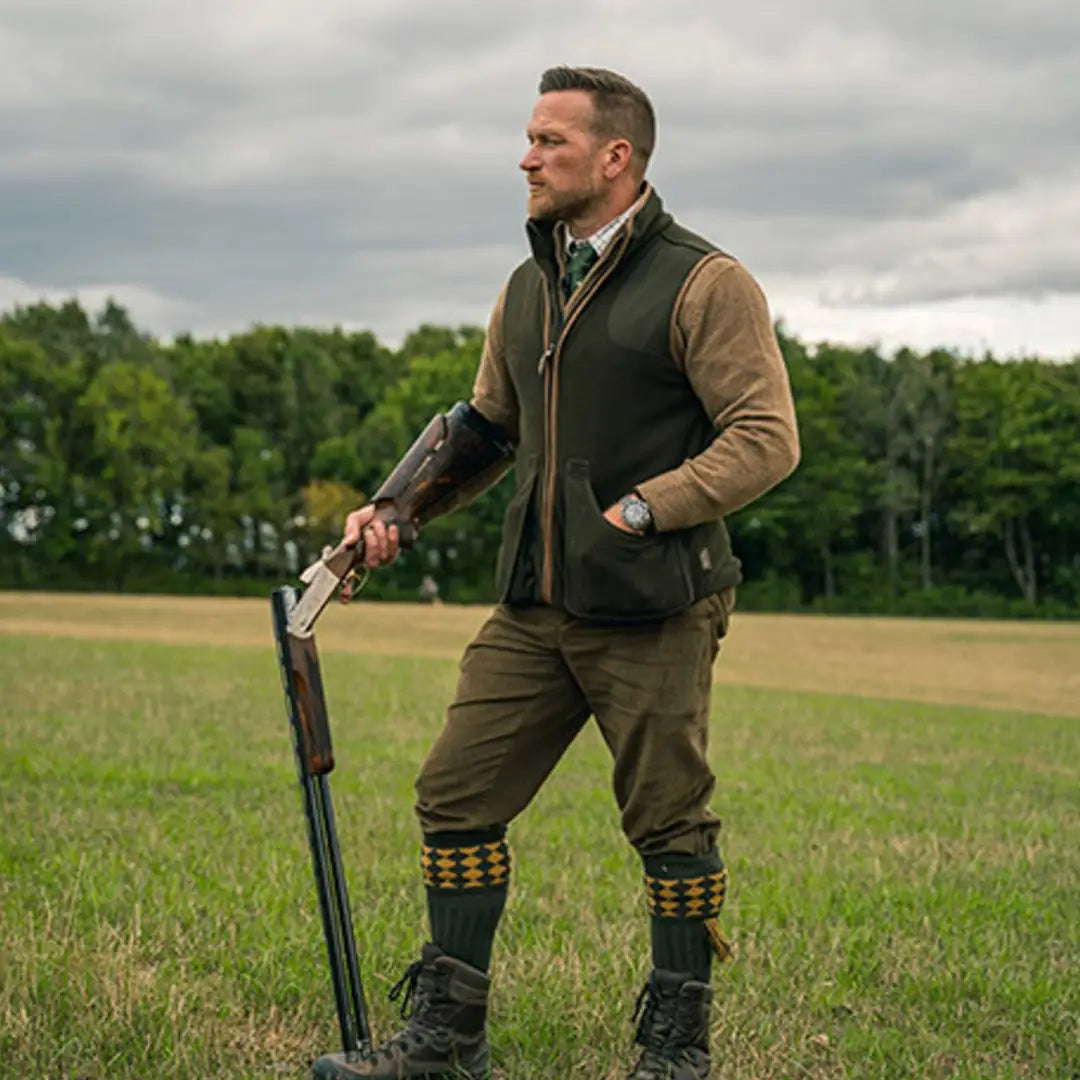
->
<box><xmin>635</xmin><ymin>473</ymin><xmax>698</xmax><ymax>533</ymax></box>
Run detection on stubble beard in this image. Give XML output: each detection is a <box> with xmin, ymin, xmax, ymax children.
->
<box><xmin>529</xmin><ymin>182</ymin><xmax>603</xmax><ymax>226</ymax></box>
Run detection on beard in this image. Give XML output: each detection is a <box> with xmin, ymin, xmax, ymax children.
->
<box><xmin>528</xmin><ymin>181</ymin><xmax>602</xmax><ymax>224</ymax></box>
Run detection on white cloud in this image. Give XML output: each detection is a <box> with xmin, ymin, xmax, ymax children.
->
<box><xmin>764</xmin><ymin>285</ymin><xmax>1080</xmax><ymax>361</ymax></box>
<box><xmin>0</xmin><ymin>275</ymin><xmax>193</xmax><ymax>335</ymax></box>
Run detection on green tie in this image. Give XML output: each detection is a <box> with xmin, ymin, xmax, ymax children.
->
<box><xmin>563</xmin><ymin>240</ymin><xmax>598</xmax><ymax>299</ymax></box>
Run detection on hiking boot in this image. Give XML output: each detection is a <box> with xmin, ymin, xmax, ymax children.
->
<box><xmin>627</xmin><ymin>969</ymin><xmax>713</xmax><ymax>1079</ymax></box>
<box><xmin>312</xmin><ymin>943</ymin><xmax>490</xmax><ymax>1078</ymax></box>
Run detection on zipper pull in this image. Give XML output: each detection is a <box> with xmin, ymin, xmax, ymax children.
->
<box><xmin>537</xmin><ymin>346</ymin><xmax>553</xmax><ymax>377</ymax></box>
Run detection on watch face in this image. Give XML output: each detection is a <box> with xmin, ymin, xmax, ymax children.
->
<box><xmin>622</xmin><ymin>497</ymin><xmax>651</xmax><ymax>531</ymax></box>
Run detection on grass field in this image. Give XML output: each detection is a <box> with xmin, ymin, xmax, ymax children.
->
<box><xmin>1</xmin><ymin>593</ymin><xmax>1078</xmax><ymax>1079</ymax></box>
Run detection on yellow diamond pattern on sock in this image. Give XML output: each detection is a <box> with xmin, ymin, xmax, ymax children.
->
<box><xmin>645</xmin><ymin>869</ymin><xmax>728</xmax><ymax>919</ymax></box>
<box><xmin>486</xmin><ymin>841</ymin><xmax>509</xmax><ymax>886</ymax></box>
<box><xmin>421</xmin><ymin>838</ymin><xmax>513</xmax><ymax>890</ymax></box>
<box><xmin>461</xmin><ymin>853</ymin><xmax>484</xmax><ymax>887</ymax></box>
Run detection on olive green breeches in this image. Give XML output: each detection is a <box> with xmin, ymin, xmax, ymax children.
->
<box><xmin>414</xmin><ymin>592</ymin><xmax>732</xmax><ymax>856</ymax></box>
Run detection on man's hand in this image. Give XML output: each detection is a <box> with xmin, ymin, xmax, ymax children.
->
<box><xmin>344</xmin><ymin>504</ymin><xmax>401</xmax><ymax>568</ymax></box>
<box><xmin>603</xmin><ymin>502</ymin><xmax>640</xmax><ymax>534</ymax></box>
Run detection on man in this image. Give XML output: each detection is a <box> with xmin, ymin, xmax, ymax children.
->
<box><xmin>316</xmin><ymin>67</ymin><xmax>799</xmax><ymax>1079</ymax></box>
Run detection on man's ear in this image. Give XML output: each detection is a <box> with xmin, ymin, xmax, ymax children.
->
<box><xmin>602</xmin><ymin>138</ymin><xmax>634</xmax><ymax>180</ymax></box>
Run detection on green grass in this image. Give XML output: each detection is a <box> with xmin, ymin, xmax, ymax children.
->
<box><xmin>1</xmin><ymin>633</ymin><xmax>1078</xmax><ymax>1078</ymax></box>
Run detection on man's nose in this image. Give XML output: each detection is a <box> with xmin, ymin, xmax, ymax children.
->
<box><xmin>519</xmin><ymin>146</ymin><xmax>540</xmax><ymax>171</ymax></box>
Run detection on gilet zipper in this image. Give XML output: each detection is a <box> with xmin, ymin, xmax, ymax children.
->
<box><xmin>538</xmin><ymin>224</ymin><xmax>636</xmax><ymax>603</ymax></box>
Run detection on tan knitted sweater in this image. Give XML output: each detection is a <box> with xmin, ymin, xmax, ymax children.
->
<box><xmin>471</xmin><ymin>253</ymin><xmax>800</xmax><ymax>532</ymax></box>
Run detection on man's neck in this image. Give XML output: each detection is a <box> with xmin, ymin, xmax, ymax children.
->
<box><xmin>565</xmin><ymin>187</ymin><xmax>641</xmax><ymax>239</ymax></box>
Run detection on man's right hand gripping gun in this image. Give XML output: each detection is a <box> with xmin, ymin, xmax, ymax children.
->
<box><xmin>288</xmin><ymin>401</ymin><xmax>514</xmax><ymax>636</ymax></box>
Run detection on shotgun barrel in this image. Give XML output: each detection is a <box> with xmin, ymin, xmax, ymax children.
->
<box><xmin>271</xmin><ymin>586</ymin><xmax>371</xmax><ymax>1056</ymax></box>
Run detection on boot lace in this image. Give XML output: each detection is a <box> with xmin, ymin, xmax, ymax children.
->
<box><xmin>632</xmin><ymin>977</ymin><xmax>674</xmax><ymax>1053</ymax></box>
<box><xmin>388</xmin><ymin>959</ymin><xmax>424</xmax><ymax>1019</ymax></box>
<box><xmin>359</xmin><ymin>958</ymin><xmax>450</xmax><ymax>1064</ymax></box>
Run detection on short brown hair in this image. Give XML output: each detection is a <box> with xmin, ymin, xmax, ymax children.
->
<box><xmin>538</xmin><ymin>66</ymin><xmax>656</xmax><ymax>176</ymax></box>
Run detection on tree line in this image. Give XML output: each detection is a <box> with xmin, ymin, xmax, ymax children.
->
<box><xmin>1</xmin><ymin>299</ymin><xmax>1078</xmax><ymax>617</ymax></box>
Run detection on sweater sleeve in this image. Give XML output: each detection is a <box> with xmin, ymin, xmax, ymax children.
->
<box><xmin>469</xmin><ymin>283</ymin><xmax>519</xmax><ymax>444</ymax></box>
<box><xmin>635</xmin><ymin>255</ymin><xmax>800</xmax><ymax>531</ymax></box>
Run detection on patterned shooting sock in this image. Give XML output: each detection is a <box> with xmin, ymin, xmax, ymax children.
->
<box><xmin>644</xmin><ymin>849</ymin><xmax>730</xmax><ymax>984</ymax></box>
<box><xmin>422</xmin><ymin>827</ymin><xmax>510</xmax><ymax>973</ymax></box>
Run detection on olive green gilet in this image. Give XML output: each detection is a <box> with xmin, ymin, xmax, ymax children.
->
<box><xmin>494</xmin><ymin>188</ymin><xmax>742</xmax><ymax>621</ymax></box>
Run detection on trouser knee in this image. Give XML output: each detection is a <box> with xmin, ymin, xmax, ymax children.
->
<box><xmin>414</xmin><ymin>756</ymin><xmax>495</xmax><ymax>835</ymax></box>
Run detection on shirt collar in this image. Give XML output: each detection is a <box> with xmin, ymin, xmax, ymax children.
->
<box><xmin>560</xmin><ymin>191</ymin><xmax>646</xmax><ymax>259</ymax></box>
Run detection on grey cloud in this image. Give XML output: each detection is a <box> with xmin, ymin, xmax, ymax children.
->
<box><xmin>1</xmin><ymin>0</ymin><xmax>1079</xmax><ymax>346</ymax></box>
<box><xmin>661</xmin><ymin>141</ymin><xmax>1004</xmax><ymax>221</ymax></box>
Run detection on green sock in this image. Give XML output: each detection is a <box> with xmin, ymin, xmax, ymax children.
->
<box><xmin>644</xmin><ymin>850</ymin><xmax>728</xmax><ymax>984</ymax></box>
<box><xmin>649</xmin><ymin>918</ymin><xmax>712</xmax><ymax>984</ymax></box>
<box><xmin>423</xmin><ymin>828</ymin><xmax>510</xmax><ymax>973</ymax></box>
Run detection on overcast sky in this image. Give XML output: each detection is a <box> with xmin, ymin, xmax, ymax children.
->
<box><xmin>2</xmin><ymin>0</ymin><xmax>1079</xmax><ymax>357</ymax></box>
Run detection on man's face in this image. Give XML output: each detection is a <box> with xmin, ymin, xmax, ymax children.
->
<box><xmin>520</xmin><ymin>90</ymin><xmax>606</xmax><ymax>222</ymax></box>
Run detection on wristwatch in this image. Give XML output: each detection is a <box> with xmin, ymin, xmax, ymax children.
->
<box><xmin>618</xmin><ymin>493</ymin><xmax>654</xmax><ymax>534</ymax></box>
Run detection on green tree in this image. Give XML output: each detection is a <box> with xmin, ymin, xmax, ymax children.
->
<box><xmin>948</xmin><ymin>359</ymin><xmax>1080</xmax><ymax>604</ymax></box>
<box><xmin>0</xmin><ymin>327</ymin><xmax>90</xmax><ymax>582</ymax></box>
<box><xmin>176</xmin><ymin>445</ymin><xmax>235</xmax><ymax>579</ymax></box>
<box><xmin>4</xmin><ymin>297</ymin><xmax>1079</xmax><ymax>612</ymax></box>
<box><xmin>895</xmin><ymin>348</ymin><xmax>954</xmax><ymax>590</ymax></box>
<box><xmin>297</xmin><ymin>478</ymin><xmax>367</xmax><ymax>567</ymax></box>
<box><xmin>75</xmin><ymin>361</ymin><xmax>197</xmax><ymax>588</ymax></box>
<box><xmin>844</xmin><ymin>348</ymin><xmax>918</xmax><ymax>591</ymax></box>
<box><xmin>787</xmin><ymin>341</ymin><xmax>871</xmax><ymax>599</ymax></box>
<box><xmin>230</xmin><ymin>426</ymin><xmax>288</xmax><ymax>577</ymax></box>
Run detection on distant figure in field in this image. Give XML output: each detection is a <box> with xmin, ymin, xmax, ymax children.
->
<box><xmin>418</xmin><ymin>574</ymin><xmax>441</xmax><ymax>605</ymax></box>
